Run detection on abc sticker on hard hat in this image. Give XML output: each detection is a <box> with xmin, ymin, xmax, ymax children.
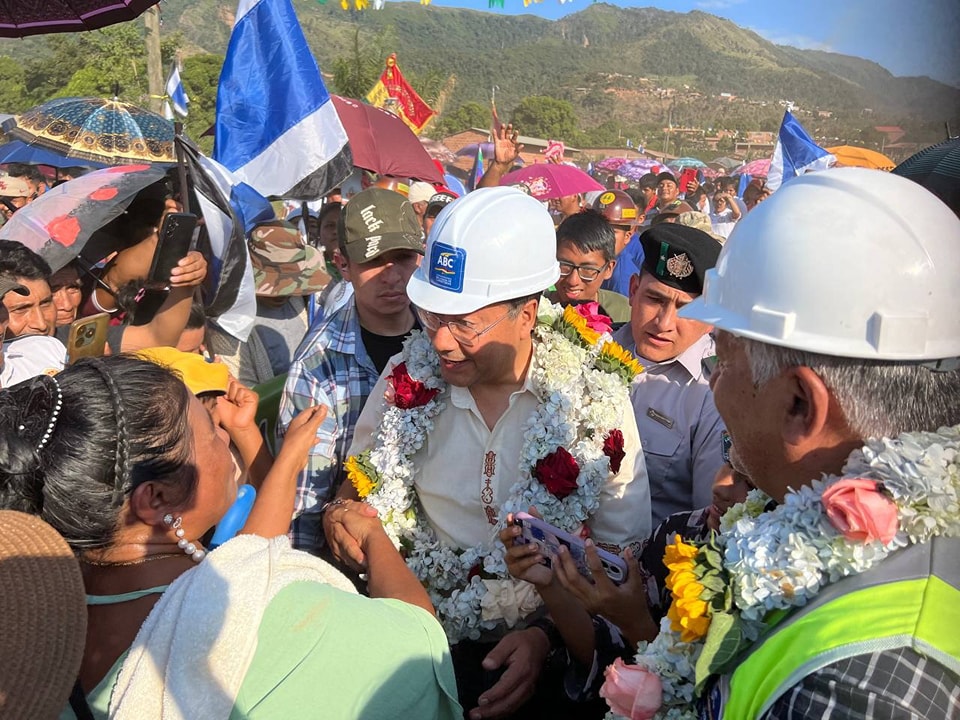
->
<box><xmin>599</xmin><ymin>192</ymin><xmax>616</xmax><ymax>205</ymax></box>
<box><xmin>429</xmin><ymin>242</ymin><xmax>466</xmax><ymax>293</ymax></box>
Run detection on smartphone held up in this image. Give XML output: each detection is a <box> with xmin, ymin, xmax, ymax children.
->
<box><xmin>513</xmin><ymin>511</ymin><xmax>628</xmax><ymax>585</ymax></box>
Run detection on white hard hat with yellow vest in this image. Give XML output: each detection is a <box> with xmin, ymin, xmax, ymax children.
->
<box><xmin>406</xmin><ymin>186</ymin><xmax>561</xmax><ymax>315</ymax></box>
<box><xmin>681</xmin><ymin>167</ymin><xmax>960</xmax><ymax>363</ymax></box>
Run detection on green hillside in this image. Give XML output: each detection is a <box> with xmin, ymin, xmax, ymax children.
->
<box><xmin>0</xmin><ymin>1</ymin><xmax>956</xmax><ymax>153</ymax></box>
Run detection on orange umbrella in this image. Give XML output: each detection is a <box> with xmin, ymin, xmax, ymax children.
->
<box><xmin>826</xmin><ymin>145</ymin><xmax>895</xmax><ymax>171</ymax></box>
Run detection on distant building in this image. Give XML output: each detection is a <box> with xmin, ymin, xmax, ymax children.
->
<box><xmin>875</xmin><ymin>125</ymin><xmax>906</xmax><ymax>144</ymax></box>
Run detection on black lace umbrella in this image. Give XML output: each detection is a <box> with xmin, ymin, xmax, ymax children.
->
<box><xmin>0</xmin><ymin>0</ymin><xmax>158</xmax><ymax>37</ymax></box>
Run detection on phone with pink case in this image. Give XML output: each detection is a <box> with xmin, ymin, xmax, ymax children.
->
<box><xmin>513</xmin><ymin>512</ymin><xmax>628</xmax><ymax>585</ymax></box>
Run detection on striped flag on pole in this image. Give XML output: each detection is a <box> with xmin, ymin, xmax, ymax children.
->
<box><xmin>767</xmin><ymin>111</ymin><xmax>836</xmax><ymax>192</ymax></box>
<box><xmin>213</xmin><ymin>0</ymin><xmax>353</xmax><ymax>199</ymax></box>
<box><xmin>163</xmin><ymin>61</ymin><xmax>189</xmax><ymax>120</ymax></box>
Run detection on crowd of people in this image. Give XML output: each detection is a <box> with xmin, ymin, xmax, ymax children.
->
<box><xmin>0</xmin><ymin>122</ymin><xmax>958</xmax><ymax>720</ymax></box>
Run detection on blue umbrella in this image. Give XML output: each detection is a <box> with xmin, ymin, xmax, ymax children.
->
<box><xmin>443</xmin><ymin>173</ymin><xmax>467</xmax><ymax>196</ymax></box>
<box><xmin>0</xmin><ymin>139</ymin><xmax>107</xmax><ymax>169</ymax></box>
<box><xmin>3</xmin><ymin>96</ymin><xmax>177</xmax><ymax>166</ymax></box>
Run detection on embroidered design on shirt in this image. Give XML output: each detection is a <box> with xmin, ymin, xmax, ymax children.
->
<box><xmin>481</xmin><ymin>450</ymin><xmax>497</xmax><ymax>524</ymax></box>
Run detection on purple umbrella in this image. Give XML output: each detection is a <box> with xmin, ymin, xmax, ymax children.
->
<box><xmin>456</xmin><ymin>142</ymin><xmax>494</xmax><ymax>158</ymax></box>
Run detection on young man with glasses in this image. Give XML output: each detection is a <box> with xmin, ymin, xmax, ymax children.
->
<box><xmin>278</xmin><ymin>187</ymin><xmax>425</xmax><ymax>553</ymax></box>
<box><xmin>325</xmin><ymin>187</ymin><xmax>651</xmax><ymax>720</ymax></box>
<box><xmin>546</xmin><ymin>210</ymin><xmax>631</xmax><ymax>323</ymax></box>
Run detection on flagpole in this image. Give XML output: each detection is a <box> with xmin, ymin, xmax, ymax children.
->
<box><xmin>144</xmin><ymin>7</ymin><xmax>164</xmax><ymax>114</ymax></box>
<box><xmin>175</xmin><ymin>122</ymin><xmax>191</xmax><ymax>215</ymax></box>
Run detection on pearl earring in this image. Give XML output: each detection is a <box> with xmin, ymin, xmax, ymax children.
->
<box><xmin>162</xmin><ymin>513</ymin><xmax>206</xmax><ymax>562</ymax></box>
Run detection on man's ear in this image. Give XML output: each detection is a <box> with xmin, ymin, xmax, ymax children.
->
<box><xmin>602</xmin><ymin>259</ymin><xmax>616</xmax><ymax>281</ymax></box>
<box><xmin>782</xmin><ymin>366</ymin><xmax>832</xmax><ymax>448</ymax></box>
<box><xmin>628</xmin><ymin>272</ymin><xmax>642</xmax><ymax>301</ymax></box>
<box><xmin>333</xmin><ymin>249</ymin><xmax>351</xmax><ymax>282</ymax></box>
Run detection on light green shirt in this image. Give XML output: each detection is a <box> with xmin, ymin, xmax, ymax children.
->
<box><xmin>63</xmin><ymin>581</ymin><xmax>462</xmax><ymax>720</ymax></box>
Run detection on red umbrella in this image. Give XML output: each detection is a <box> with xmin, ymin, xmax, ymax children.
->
<box><xmin>331</xmin><ymin>96</ymin><xmax>442</xmax><ymax>184</ymax></box>
<box><xmin>499</xmin><ymin>163</ymin><xmax>603</xmax><ymax>201</ymax></box>
<box><xmin>0</xmin><ymin>0</ymin><xmax>158</xmax><ymax>38</ymax></box>
<box><xmin>0</xmin><ymin>164</ymin><xmax>168</xmax><ymax>272</ymax></box>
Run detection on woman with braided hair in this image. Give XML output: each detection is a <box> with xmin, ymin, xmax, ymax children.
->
<box><xmin>0</xmin><ymin>356</ymin><xmax>461</xmax><ymax>720</ymax></box>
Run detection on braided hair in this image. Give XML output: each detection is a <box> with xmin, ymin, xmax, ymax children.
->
<box><xmin>0</xmin><ymin>356</ymin><xmax>195</xmax><ymax>549</ymax></box>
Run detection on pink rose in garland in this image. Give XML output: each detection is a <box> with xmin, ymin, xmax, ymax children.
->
<box><xmin>603</xmin><ymin>429</ymin><xmax>626</xmax><ymax>474</ymax></box>
<box><xmin>821</xmin><ymin>478</ymin><xmax>899</xmax><ymax>545</ymax></box>
<box><xmin>534</xmin><ymin>447</ymin><xmax>580</xmax><ymax>499</ymax></box>
<box><xmin>573</xmin><ymin>301</ymin><xmax>613</xmax><ymax>335</ymax></box>
<box><xmin>387</xmin><ymin>362</ymin><xmax>440</xmax><ymax>409</ymax></box>
<box><xmin>600</xmin><ymin>658</ymin><xmax>662</xmax><ymax>720</ymax></box>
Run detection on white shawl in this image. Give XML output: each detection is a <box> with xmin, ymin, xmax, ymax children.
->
<box><xmin>110</xmin><ymin>535</ymin><xmax>357</xmax><ymax>719</ymax></box>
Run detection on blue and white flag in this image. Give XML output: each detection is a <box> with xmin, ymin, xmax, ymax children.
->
<box><xmin>163</xmin><ymin>62</ymin><xmax>189</xmax><ymax>120</ymax></box>
<box><xmin>213</xmin><ymin>0</ymin><xmax>353</xmax><ymax>199</ymax></box>
<box><xmin>176</xmin><ymin>137</ymin><xmax>258</xmax><ymax>340</ymax></box>
<box><xmin>767</xmin><ymin>111</ymin><xmax>835</xmax><ymax>191</ymax></box>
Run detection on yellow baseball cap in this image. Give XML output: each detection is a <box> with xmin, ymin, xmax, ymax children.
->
<box><xmin>136</xmin><ymin>347</ymin><xmax>230</xmax><ymax>396</ymax></box>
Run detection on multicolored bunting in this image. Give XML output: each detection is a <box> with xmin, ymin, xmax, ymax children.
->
<box><xmin>365</xmin><ymin>53</ymin><xmax>436</xmax><ymax>135</ymax></box>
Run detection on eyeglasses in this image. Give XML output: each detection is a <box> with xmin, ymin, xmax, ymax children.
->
<box><xmin>557</xmin><ymin>261</ymin><xmax>608</xmax><ymax>282</ymax></box>
<box><xmin>0</xmin><ymin>193</ymin><xmax>37</xmax><ymax>209</ymax></box>
<box><xmin>415</xmin><ymin>307</ymin><xmax>512</xmax><ymax>347</ymax></box>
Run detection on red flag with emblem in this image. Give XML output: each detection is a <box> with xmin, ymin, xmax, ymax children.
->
<box><xmin>369</xmin><ymin>53</ymin><xmax>435</xmax><ymax>135</ymax></box>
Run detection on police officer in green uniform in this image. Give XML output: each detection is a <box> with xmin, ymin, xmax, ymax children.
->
<box><xmin>680</xmin><ymin>168</ymin><xmax>960</xmax><ymax>718</ymax></box>
<box><xmin>612</xmin><ymin>223</ymin><xmax>727</xmax><ymax>526</ymax></box>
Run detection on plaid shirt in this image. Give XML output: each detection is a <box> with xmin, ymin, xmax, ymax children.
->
<box><xmin>276</xmin><ymin>299</ymin><xmax>379</xmax><ymax>551</ymax></box>
<box><xmin>761</xmin><ymin>647</ymin><xmax>959</xmax><ymax>719</ymax></box>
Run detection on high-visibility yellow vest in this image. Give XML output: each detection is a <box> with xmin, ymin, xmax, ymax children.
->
<box><xmin>703</xmin><ymin>536</ymin><xmax>960</xmax><ymax>719</ymax></box>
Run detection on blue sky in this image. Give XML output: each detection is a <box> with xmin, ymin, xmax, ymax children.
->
<box><xmin>416</xmin><ymin>0</ymin><xmax>960</xmax><ymax>87</ymax></box>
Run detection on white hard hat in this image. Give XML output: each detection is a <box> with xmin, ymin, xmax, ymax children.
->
<box><xmin>680</xmin><ymin>167</ymin><xmax>960</xmax><ymax>361</ymax></box>
<box><xmin>407</xmin><ymin>187</ymin><xmax>561</xmax><ymax>315</ymax></box>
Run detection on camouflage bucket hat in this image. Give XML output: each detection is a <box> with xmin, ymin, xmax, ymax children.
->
<box><xmin>248</xmin><ymin>222</ymin><xmax>331</xmax><ymax>296</ymax></box>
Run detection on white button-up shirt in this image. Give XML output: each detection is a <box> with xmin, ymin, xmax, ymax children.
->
<box><xmin>349</xmin><ymin>345</ymin><xmax>652</xmax><ymax>552</ymax></box>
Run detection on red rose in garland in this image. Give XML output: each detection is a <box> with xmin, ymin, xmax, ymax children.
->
<box><xmin>388</xmin><ymin>362</ymin><xmax>440</xmax><ymax>409</ymax></box>
<box><xmin>603</xmin><ymin>430</ymin><xmax>626</xmax><ymax>474</ymax></box>
<box><xmin>534</xmin><ymin>447</ymin><xmax>581</xmax><ymax>499</ymax></box>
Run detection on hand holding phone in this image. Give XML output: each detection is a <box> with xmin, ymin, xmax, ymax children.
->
<box><xmin>66</xmin><ymin>312</ymin><xmax>110</xmax><ymax>365</ymax></box>
<box><xmin>147</xmin><ymin>212</ymin><xmax>198</xmax><ymax>287</ymax></box>
<box><xmin>513</xmin><ymin>512</ymin><xmax>627</xmax><ymax>585</ymax></box>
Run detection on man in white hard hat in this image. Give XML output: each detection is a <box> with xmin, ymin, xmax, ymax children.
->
<box><xmin>612</xmin><ymin>222</ymin><xmax>728</xmax><ymax>526</ymax></box>
<box><xmin>324</xmin><ymin>187</ymin><xmax>652</xmax><ymax>719</ymax></box>
<box><xmin>669</xmin><ymin>168</ymin><xmax>960</xmax><ymax>718</ymax></box>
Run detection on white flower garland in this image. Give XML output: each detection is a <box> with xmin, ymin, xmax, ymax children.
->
<box><xmin>608</xmin><ymin>424</ymin><xmax>960</xmax><ymax>720</ymax></box>
<box><xmin>360</xmin><ymin>298</ymin><xmax>636</xmax><ymax>642</ymax></box>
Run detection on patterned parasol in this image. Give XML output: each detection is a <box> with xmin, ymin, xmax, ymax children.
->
<box><xmin>0</xmin><ymin>0</ymin><xmax>159</xmax><ymax>38</ymax></box>
<box><xmin>734</xmin><ymin>158</ymin><xmax>771</xmax><ymax>178</ymax></box>
<box><xmin>0</xmin><ymin>164</ymin><xmax>168</xmax><ymax>272</ymax></box>
<box><xmin>2</xmin><ymin>97</ymin><xmax>176</xmax><ymax>166</ymax></box>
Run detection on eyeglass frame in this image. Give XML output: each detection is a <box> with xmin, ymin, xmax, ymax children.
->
<box><xmin>557</xmin><ymin>260</ymin><xmax>610</xmax><ymax>282</ymax></box>
<box><xmin>414</xmin><ymin>306</ymin><xmax>513</xmax><ymax>347</ymax></box>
